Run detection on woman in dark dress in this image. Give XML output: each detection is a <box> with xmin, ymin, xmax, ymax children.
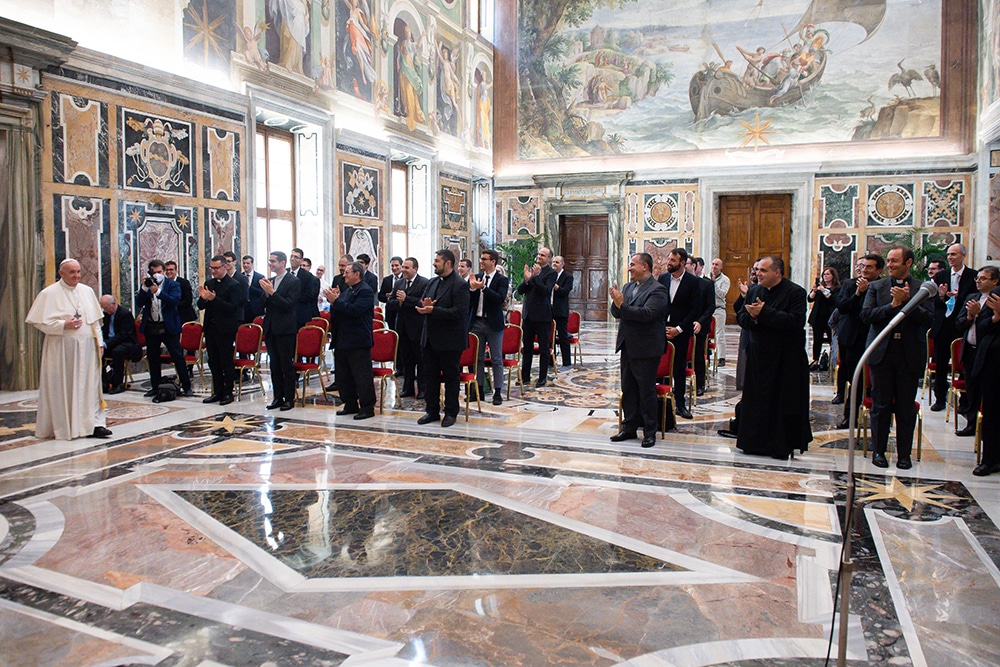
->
<box><xmin>807</xmin><ymin>266</ymin><xmax>839</xmax><ymax>369</ymax></box>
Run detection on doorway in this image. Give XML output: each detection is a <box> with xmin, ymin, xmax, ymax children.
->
<box><xmin>560</xmin><ymin>214</ymin><xmax>608</xmax><ymax>321</ymax></box>
<box><xmin>718</xmin><ymin>194</ymin><xmax>792</xmax><ymax>323</ymax></box>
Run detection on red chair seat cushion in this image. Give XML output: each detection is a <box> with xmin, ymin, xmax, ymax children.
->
<box><xmin>567</xmin><ymin>335</ymin><xmax>579</xmax><ymax>344</ymax></box>
<box><xmin>458</xmin><ymin>372</ymin><xmax>476</xmax><ymax>383</ymax></box>
<box><xmin>373</xmin><ymin>368</ymin><xmax>394</xmax><ymax>377</ymax></box>
<box><xmin>952</xmin><ymin>380</ymin><xmax>967</xmax><ymax>390</ymax></box>
<box><xmin>502</xmin><ymin>359</ymin><xmax>518</xmax><ymax>368</ymax></box>
<box><xmin>863</xmin><ymin>398</ymin><xmax>873</xmax><ymax>409</ymax></box>
<box><xmin>655</xmin><ymin>384</ymin><xmax>672</xmax><ymax>396</ymax></box>
<box><xmin>234</xmin><ymin>359</ymin><xmax>257</xmax><ymax>368</ymax></box>
<box><xmin>927</xmin><ymin>362</ymin><xmax>937</xmax><ymax>370</ymax></box>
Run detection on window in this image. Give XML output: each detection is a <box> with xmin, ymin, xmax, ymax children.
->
<box><xmin>255</xmin><ymin>127</ymin><xmax>296</xmax><ymax>266</ymax></box>
<box><xmin>476</xmin><ymin>0</ymin><xmax>494</xmax><ymax>43</ymax></box>
<box><xmin>391</xmin><ymin>162</ymin><xmax>408</xmax><ymax>260</ymax></box>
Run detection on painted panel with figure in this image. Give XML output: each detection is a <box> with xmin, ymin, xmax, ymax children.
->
<box><xmin>336</xmin><ymin>0</ymin><xmax>377</xmax><ymax>101</ymax></box>
<box><xmin>392</xmin><ymin>13</ymin><xmax>428</xmax><ymax>132</ymax></box>
<box><xmin>518</xmin><ymin>0</ymin><xmax>943</xmax><ymax>158</ymax></box>
<box><xmin>433</xmin><ymin>31</ymin><xmax>463</xmax><ymax>137</ymax></box>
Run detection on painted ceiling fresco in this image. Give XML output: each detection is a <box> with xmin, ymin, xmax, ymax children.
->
<box><xmin>517</xmin><ymin>0</ymin><xmax>942</xmax><ymax>158</ymax></box>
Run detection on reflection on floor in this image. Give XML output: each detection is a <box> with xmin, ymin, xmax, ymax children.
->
<box><xmin>0</xmin><ymin>323</ymin><xmax>998</xmax><ymax>666</ymax></box>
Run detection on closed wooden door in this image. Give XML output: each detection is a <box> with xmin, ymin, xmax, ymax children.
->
<box><xmin>560</xmin><ymin>214</ymin><xmax>608</xmax><ymax>321</ymax></box>
<box><xmin>719</xmin><ymin>194</ymin><xmax>792</xmax><ymax>323</ymax></box>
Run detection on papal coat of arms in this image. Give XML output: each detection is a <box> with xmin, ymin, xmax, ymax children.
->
<box><xmin>122</xmin><ymin>110</ymin><xmax>192</xmax><ymax>194</ymax></box>
<box><xmin>342</xmin><ymin>161</ymin><xmax>380</xmax><ymax>219</ymax></box>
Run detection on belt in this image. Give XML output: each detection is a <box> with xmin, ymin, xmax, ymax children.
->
<box><xmin>891</xmin><ymin>333</ymin><xmax>902</xmax><ymax>340</ymax></box>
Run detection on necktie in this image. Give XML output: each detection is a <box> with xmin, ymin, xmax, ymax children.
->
<box><xmin>406</xmin><ymin>279</ymin><xmax>412</xmax><ymax>290</ymax></box>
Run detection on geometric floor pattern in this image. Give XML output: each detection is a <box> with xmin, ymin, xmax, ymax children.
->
<box><xmin>0</xmin><ymin>323</ymin><xmax>998</xmax><ymax>666</ymax></box>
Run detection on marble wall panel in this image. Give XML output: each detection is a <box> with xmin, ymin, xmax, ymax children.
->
<box><xmin>990</xmin><ymin>173</ymin><xmax>1000</xmax><ymax>260</ymax></box>
<box><xmin>52</xmin><ymin>195</ymin><xmax>111</xmax><ymax>294</ymax></box>
<box><xmin>921</xmin><ymin>179</ymin><xmax>964</xmax><ymax>227</ymax></box>
<box><xmin>641</xmin><ymin>237</ymin><xmax>679</xmax><ymax>278</ymax></box>
<box><xmin>342</xmin><ymin>225</ymin><xmax>381</xmax><ymax>269</ymax></box>
<box><xmin>440</xmin><ymin>176</ymin><xmax>470</xmax><ymax>252</ymax></box>
<box><xmin>202</xmin><ymin>127</ymin><xmax>240</xmax><ymax>202</ymax></box>
<box><xmin>50</xmin><ymin>92</ymin><xmax>108</xmax><ymax>187</ymax></box>
<box><xmin>505</xmin><ymin>194</ymin><xmax>540</xmax><ymax>237</ymax></box>
<box><xmin>818</xmin><ymin>232</ymin><xmax>857</xmax><ymax>285</ymax></box>
<box><xmin>205</xmin><ymin>208</ymin><xmax>241</xmax><ymax>264</ymax></box>
<box><xmin>121</xmin><ymin>201</ymin><xmax>197</xmax><ymax>310</ymax></box>
<box><xmin>866</xmin><ymin>183</ymin><xmax>915</xmax><ymax>227</ymax></box>
<box><xmin>339</xmin><ymin>159</ymin><xmax>381</xmax><ymax>220</ymax></box>
<box><xmin>624</xmin><ymin>184</ymin><xmax>699</xmax><ymax>278</ymax></box>
<box><xmin>120</xmin><ymin>108</ymin><xmax>194</xmax><ymax>196</ymax></box>
<box><xmin>819</xmin><ymin>184</ymin><xmax>858</xmax><ymax>228</ymax></box>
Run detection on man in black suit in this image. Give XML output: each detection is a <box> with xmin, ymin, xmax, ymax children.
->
<box><xmin>324</xmin><ymin>262</ymin><xmax>376</xmax><ymax>420</ymax></box>
<box><xmin>954</xmin><ymin>266</ymin><xmax>1000</xmax><ymax>436</ymax></box>
<box><xmin>861</xmin><ymin>246</ymin><xmax>934</xmax><ymax>469</ymax></box>
<box><xmin>136</xmin><ymin>259</ymin><xmax>193</xmax><ymax>399</ymax></box>
<box><xmin>929</xmin><ymin>243</ymin><xmax>977</xmax><ymax>411</ymax></box>
<box><xmin>331</xmin><ymin>254</ymin><xmax>352</xmax><ymax>292</ymax></box>
<box><xmin>834</xmin><ymin>254</ymin><xmax>884</xmax><ymax>429</ymax></box>
<box><xmin>356</xmin><ymin>253</ymin><xmax>380</xmax><ymax>292</ymax></box>
<box><xmin>551</xmin><ymin>255</ymin><xmax>574</xmax><ymax>370</ymax></box>
<box><xmin>261</xmin><ymin>251</ymin><xmax>301</xmax><ymax>411</ymax></box>
<box><xmin>610</xmin><ymin>253</ymin><xmax>669</xmax><ymax>448</ymax></box>
<box><xmin>416</xmin><ymin>249</ymin><xmax>470</xmax><ymax>428</ymax></box>
<box><xmin>517</xmin><ymin>246</ymin><xmax>557</xmax><ymax>387</ymax></box>
<box><xmin>388</xmin><ymin>257</ymin><xmax>429</xmax><ymax>398</ymax></box>
<box><xmin>240</xmin><ymin>255</ymin><xmax>265</xmax><ymax>322</ymax></box>
<box><xmin>164</xmin><ymin>260</ymin><xmax>197</xmax><ymax>324</ymax></box>
<box><xmin>971</xmin><ymin>285</ymin><xmax>1000</xmax><ymax>475</ymax></box>
<box><xmin>197</xmin><ymin>255</ymin><xmax>245</xmax><ymax>406</ymax></box>
<box><xmin>657</xmin><ymin>248</ymin><xmax>700</xmax><ymax>420</ymax></box>
<box><xmin>378</xmin><ymin>256</ymin><xmax>404</xmax><ymax>329</ymax></box>
<box><xmin>690</xmin><ymin>256</ymin><xmax>715</xmax><ymax>396</ymax></box>
<box><xmin>99</xmin><ymin>294</ymin><xmax>141</xmax><ymax>394</ymax></box>
<box><xmin>289</xmin><ymin>247</ymin><xmax>320</xmax><ymax>328</ymax></box>
<box><xmin>469</xmin><ymin>249</ymin><xmax>510</xmax><ymax>405</ymax></box>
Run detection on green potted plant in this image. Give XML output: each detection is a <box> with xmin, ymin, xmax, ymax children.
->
<box><xmin>496</xmin><ymin>233</ymin><xmax>543</xmax><ymax>301</ymax></box>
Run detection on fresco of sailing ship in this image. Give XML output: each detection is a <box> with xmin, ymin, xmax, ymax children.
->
<box><xmin>689</xmin><ymin>0</ymin><xmax>887</xmax><ymax>121</ymax></box>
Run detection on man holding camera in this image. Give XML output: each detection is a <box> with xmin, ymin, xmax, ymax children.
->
<box><xmin>136</xmin><ymin>259</ymin><xmax>192</xmax><ymax>400</ymax></box>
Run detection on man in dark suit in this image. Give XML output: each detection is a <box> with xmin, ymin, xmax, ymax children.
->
<box><xmin>388</xmin><ymin>257</ymin><xmax>429</xmax><ymax>398</ymax></box>
<box><xmin>834</xmin><ymin>254</ymin><xmax>884</xmax><ymax>429</ymax></box>
<box><xmin>197</xmin><ymin>255</ymin><xmax>245</xmax><ymax>406</ymax></box>
<box><xmin>289</xmin><ymin>247</ymin><xmax>320</xmax><ymax>328</ymax></box>
<box><xmin>240</xmin><ymin>255</ymin><xmax>265</xmax><ymax>322</ymax></box>
<box><xmin>469</xmin><ymin>249</ymin><xmax>510</xmax><ymax>405</ymax></box>
<box><xmin>378</xmin><ymin>256</ymin><xmax>404</xmax><ymax>329</ymax></box>
<box><xmin>610</xmin><ymin>253</ymin><xmax>669</xmax><ymax>448</ymax></box>
<box><xmin>324</xmin><ymin>261</ymin><xmax>376</xmax><ymax>420</ymax></box>
<box><xmin>971</xmin><ymin>285</ymin><xmax>1000</xmax><ymax>476</ymax></box>
<box><xmin>929</xmin><ymin>243</ymin><xmax>977</xmax><ymax>411</ymax></box>
<box><xmin>954</xmin><ymin>266</ymin><xmax>1000</xmax><ymax>436</ymax></box>
<box><xmin>136</xmin><ymin>259</ymin><xmax>193</xmax><ymax>399</ymax></box>
<box><xmin>517</xmin><ymin>246</ymin><xmax>557</xmax><ymax>387</ymax></box>
<box><xmin>551</xmin><ymin>255</ymin><xmax>574</xmax><ymax>370</ymax></box>
<box><xmin>861</xmin><ymin>246</ymin><xmax>934</xmax><ymax>469</ymax></box>
<box><xmin>164</xmin><ymin>260</ymin><xmax>197</xmax><ymax>324</ymax></box>
<box><xmin>99</xmin><ymin>294</ymin><xmax>141</xmax><ymax>394</ymax></box>
<box><xmin>416</xmin><ymin>249</ymin><xmax>470</xmax><ymax>428</ymax></box>
<box><xmin>657</xmin><ymin>248</ymin><xmax>700</xmax><ymax>420</ymax></box>
<box><xmin>356</xmin><ymin>253</ymin><xmax>380</xmax><ymax>292</ymax></box>
<box><xmin>690</xmin><ymin>257</ymin><xmax>716</xmax><ymax>396</ymax></box>
<box><xmin>261</xmin><ymin>251</ymin><xmax>301</xmax><ymax>411</ymax></box>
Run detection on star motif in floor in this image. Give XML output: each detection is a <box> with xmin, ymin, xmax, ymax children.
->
<box><xmin>855</xmin><ymin>477</ymin><xmax>961</xmax><ymax>511</ymax></box>
<box><xmin>189</xmin><ymin>415</ymin><xmax>267</xmax><ymax>435</ymax></box>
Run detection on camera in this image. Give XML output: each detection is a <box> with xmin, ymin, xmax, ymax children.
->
<box><xmin>143</xmin><ymin>277</ymin><xmax>155</xmax><ymax>288</ymax></box>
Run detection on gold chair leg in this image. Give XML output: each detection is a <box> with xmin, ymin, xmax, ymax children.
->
<box><xmin>379</xmin><ymin>377</ymin><xmax>386</xmax><ymax>415</ymax></box>
<box><xmin>237</xmin><ymin>370</ymin><xmax>243</xmax><ymax>401</ymax></box>
<box><xmin>916</xmin><ymin>410</ymin><xmax>922</xmax><ymax>462</ymax></box>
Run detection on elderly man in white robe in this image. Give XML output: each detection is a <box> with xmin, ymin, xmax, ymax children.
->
<box><xmin>25</xmin><ymin>258</ymin><xmax>112</xmax><ymax>440</ymax></box>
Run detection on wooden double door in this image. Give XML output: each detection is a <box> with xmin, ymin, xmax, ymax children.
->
<box><xmin>719</xmin><ymin>194</ymin><xmax>792</xmax><ymax>324</ymax></box>
<box><xmin>559</xmin><ymin>214</ymin><xmax>608</xmax><ymax>321</ymax></box>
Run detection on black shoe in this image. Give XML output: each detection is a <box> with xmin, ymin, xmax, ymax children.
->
<box><xmin>353</xmin><ymin>410</ymin><xmax>375</xmax><ymax>420</ymax></box>
<box><xmin>809</xmin><ymin>361</ymin><xmax>820</xmax><ymax>370</ymax></box>
<box><xmin>399</xmin><ymin>390</ymin><xmax>415</xmax><ymax>398</ymax></box>
<box><xmin>143</xmin><ymin>389</ymin><xmax>157</xmax><ymax>397</ymax></box>
<box><xmin>107</xmin><ymin>384</ymin><xmax>127</xmax><ymax>395</ymax></box>
<box><xmin>417</xmin><ymin>413</ymin><xmax>440</xmax><ymax>425</ymax></box>
<box><xmin>394</xmin><ymin>370</ymin><xmax>404</xmax><ymax>377</ymax></box>
<box><xmin>896</xmin><ymin>456</ymin><xmax>912</xmax><ymax>470</ymax></box>
<box><xmin>930</xmin><ymin>401</ymin><xmax>946</xmax><ymax>412</ymax></box>
<box><xmin>91</xmin><ymin>426</ymin><xmax>113</xmax><ymax>438</ymax></box>
<box><xmin>279</xmin><ymin>402</ymin><xmax>294</xmax><ymax>411</ymax></box>
<box><xmin>973</xmin><ymin>462</ymin><xmax>1000</xmax><ymax>477</ymax></box>
<box><xmin>872</xmin><ymin>452</ymin><xmax>889</xmax><ymax>468</ymax></box>
<box><xmin>203</xmin><ymin>394</ymin><xmax>220</xmax><ymax>404</ymax></box>
<box><xmin>535</xmin><ymin>378</ymin><xmax>547</xmax><ymax>388</ymax></box>
<box><xmin>477</xmin><ymin>385</ymin><xmax>486</xmax><ymax>400</ymax></box>
<box><xmin>492</xmin><ymin>391</ymin><xmax>503</xmax><ymax>406</ymax></box>
<box><xmin>696</xmin><ymin>386</ymin><xmax>706</xmax><ymax>397</ymax></box>
<box><xmin>610</xmin><ymin>431</ymin><xmax>638</xmax><ymax>442</ymax></box>
<box><xmin>324</xmin><ymin>383</ymin><xmax>338</xmax><ymax>393</ymax></box>
<box><xmin>835</xmin><ymin>417</ymin><xmax>850</xmax><ymax>430</ymax></box>
<box><xmin>336</xmin><ymin>406</ymin><xmax>359</xmax><ymax>416</ymax></box>
<box><xmin>718</xmin><ymin>358</ymin><xmax>726</xmax><ymax>367</ymax></box>
<box><xmin>717</xmin><ymin>429</ymin><xmax>738</xmax><ymax>439</ymax></box>
<box><xmin>641</xmin><ymin>435</ymin><xmax>656</xmax><ymax>448</ymax></box>
<box><xmin>415</xmin><ymin>392</ymin><xmax>425</xmax><ymax>400</ymax></box>
<box><xmin>441</xmin><ymin>415</ymin><xmax>457</xmax><ymax>428</ymax></box>
<box><xmin>219</xmin><ymin>396</ymin><xmax>235</xmax><ymax>406</ymax></box>
<box><xmin>831</xmin><ymin>394</ymin><xmax>844</xmax><ymax>405</ymax></box>
<box><xmin>181</xmin><ymin>388</ymin><xmax>194</xmax><ymax>398</ymax></box>
<box><xmin>266</xmin><ymin>399</ymin><xmax>283</xmax><ymax>410</ymax></box>
<box><xmin>956</xmin><ymin>425</ymin><xmax>976</xmax><ymax>437</ymax></box>
<box><xmin>676</xmin><ymin>407</ymin><xmax>693</xmax><ymax>420</ymax></box>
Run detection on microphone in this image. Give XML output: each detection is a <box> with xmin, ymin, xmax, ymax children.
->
<box><xmin>886</xmin><ymin>280</ymin><xmax>936</xmax><ymax>328</ymax></box>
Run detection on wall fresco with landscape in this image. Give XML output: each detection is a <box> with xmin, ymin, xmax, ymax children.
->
<box><xmin>518</xmin><ymin>0</ymin><xmax>943</xmax><ymax>158</ymax></box>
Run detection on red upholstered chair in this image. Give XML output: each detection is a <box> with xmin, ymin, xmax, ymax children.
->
<box><xmin>685</xmin><ymin>336</ymin><xmax>697</xmax><ymax>407</ymax></box>
<box><xmin>309</xmin><ymin>316</ymin><xmax>329</xmax><ymax>333</ymax></box>
<box><xmin>373</xmin><ymin>319</ymin><xmax>387</xmax><ymax>331</ymax></box>
<box><xmin>617</xmin><ymin>341</ymin><xmax>676</xmax><ymax>438</ymax></box>
<box><xmin>532</xmin><ymin>320</ymin><xmax>559</xmax><ymax>376</ymax></box>
<box><xmin>858</xmin><ymin>364</ymin><xmax>922</xmax><ymax>461</ymax></box>
<box><xmin>458</xmin><ymin>333</ymin><xmax>481</xmax><ymax>420</ymax></box>
<box><xmin>372</xmin><ymin>329</ymin><xmax>398</xmax><ymax>414</ymax></box>
<box><xmin>253</xmin><ymin>315</ymin><xmax>267</xmax><ymax>363</ymax></box>
<box><xmin>233</xmin><ymin>323</ymin><xmax>265</xmax><ymax>401</ymax></box>
<box><xmin>319</xmin><ymin>310</ymin><xmax>332</xmax><ymax>326</ymax></box>
<box><xmin>707</xmin><ymin>316</ymin><xmax>718</xmax><ymax>374</ymax></box>
<box><xmin>293</xmin><ymin>325</ymin><xmax>330</xmax><ymax>406</ymax></box>
<box><xmin>946</xmin><ymin>338</ymin><xmax>966</xmax><ymax>427</ymax></box>
<box><xmin>501</xmin><ymin>324</ymin><xmax>523</xmax><ymax>399</ymax></box>
<box><xmin>161</xmin><ymin>321</ymin><xmax>206</xmax><ymax>390</ymax></box>
<box><xmin>508</xmin><ymin>309</ymin><xmax>521</xmax><ymax>326</ymax></box>
<box><xmin>566</xmin><ymin>311</ymin><xmax>582</xmax><ymax>365</ymax></box>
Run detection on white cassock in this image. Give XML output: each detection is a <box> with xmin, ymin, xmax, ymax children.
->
<box><xmin>25</xmin><ymin>280</ymin><xmax>106</xmax><ymax>440</ymax></box>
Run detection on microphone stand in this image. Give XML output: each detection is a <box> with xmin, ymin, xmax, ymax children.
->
<box><xmin>836</xmin><ymin>284</ymin><xmax>934</xmax><ymax>666</ymax></box>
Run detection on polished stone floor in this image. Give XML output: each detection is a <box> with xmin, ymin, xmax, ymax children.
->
<box><xmin>0</xmin><ymin>323</ymin><xmax>998</xmax><ymax>666</ymax></box>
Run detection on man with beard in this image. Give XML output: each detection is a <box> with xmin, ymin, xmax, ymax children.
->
<box><xmin>388</xmin><ymin>257</ymin><xmax>429</xmax><ymax>399</ymax></box>
<box><xmin>834</xmin><ymin>254</ymin><xmax>884</xmax><ymax>429</ymax></box>
<box><xmin>736</xmin><ymin>256</ymin><xmax>812</xmax><ymax>459</ymax></box>
<box><xmin>657</xmin><ymin>248</ymin><xmax>700</xmax><ymax>420</ymax></box>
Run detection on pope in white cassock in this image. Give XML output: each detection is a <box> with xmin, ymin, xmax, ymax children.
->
<box><xmin>25</xmin><ymin>259</ymin><xmax>112</xmax><ymax>440</ymax></box>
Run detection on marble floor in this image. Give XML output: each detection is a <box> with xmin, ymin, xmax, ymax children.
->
<box><xmin>0</xmin><ymin>323</ymin><xmax>998</xmax><ymax>666</ymax></box>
